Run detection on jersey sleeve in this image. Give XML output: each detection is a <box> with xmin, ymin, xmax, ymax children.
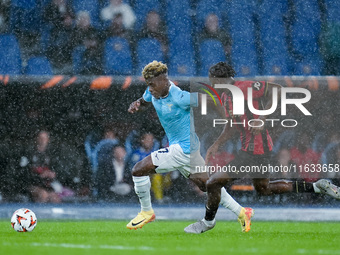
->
<box><xmin>142</xmin><ymin>87</ymin><xmax>152</xmax><ymax>102</ymax></box>
<box><xmin>176</xmin><ymin>90</ymin><xmax>199</xmax><ymax>110</ymax></box>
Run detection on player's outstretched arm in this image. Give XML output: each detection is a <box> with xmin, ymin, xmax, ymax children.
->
<box><xmin>250</xmin><ymin>82</ymin><xmax>282</xmax><ymax>135</ymax></box>
<box><xmin>128</xmin><ymin>97</ymin><xmax>150</xmax><ymax>113</ymax></box>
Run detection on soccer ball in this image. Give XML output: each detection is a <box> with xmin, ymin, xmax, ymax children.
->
<box><xmin>11</xmin><ymin>208</ymin><xmax>37</xmax><ymax>232</ymax></box>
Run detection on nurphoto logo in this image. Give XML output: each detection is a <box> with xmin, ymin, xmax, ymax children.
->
<box><xmin>199</xmin><ymin>83</ymin><xmax>312</xmax><ymax>128</ymax></box>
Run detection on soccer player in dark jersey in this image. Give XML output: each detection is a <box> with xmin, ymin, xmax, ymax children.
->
<box><xmin>184</xmin><ymin>62</ymin><xmax>340</xmax><ymax>234</ymax></box>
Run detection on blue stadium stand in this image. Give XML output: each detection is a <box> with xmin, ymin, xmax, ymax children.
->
<box><xmin>195</xmin><ymin>0</ymin><xmax>227</xmax><ymax>31</ymax></box>
<box><xmin>293</xmin><ymin>56</ymin><xmax>323</xmax><ymax>75</ymax></box>
<box><xmin>72</xmin><ymin>0</ymin><xmax>101</xmax><ymax>29</ymax></box>
<box><xmin>291</xmin><ymin>0</ymin><xmax>322</xmax><ymax>74</ymax></box>
<box><xmin>258</xmin><ymin>0</ymin><xmax>289</xmax><ymax>75</ymax></box>
<box><xmin>168</xmin><ymin>38</ymin><xmax>196</xmax><ymax>76</ymax></box>
<box><xmin>24</xmin><ymin>56</ymin><xmax>53</xmax><ymax>75</ymax></box>
<box><xmin>104</xmin><ymin>37</ymin><xmax>133</xmax><ymax>75</ymax></box>
<box><xmin>228</xmin><ymin>0</ymin><xmax>259</xmax><ymax>76</ymax></box>
<box><xmin>136</xmin><ymin>38</ymin><xmax>165</xmax><ymax>74</ymax></box>
<box><xmin>324</xmin><ymin>0</ymin><xmax>340</xmax><ymax>22</ymax></box>
<box><xmin>134</xmin><ymin>0</ymin><xmax>162</xmax><ymax>31</ymax></box>
<box><xmin>231</xmin><ymin>43</ymin><xmax>258</xmax><ymax>77</ymax></box>
<box><xmin>0</xmin><ymin>34</ymin><xmax>22</xmax><ymax>75</ymax></box>
<box><xmin>72</xmin><ymin>45</ymin><xmax>86</xmax><ymax>74</ymax></box>
<box><xmin>10</xmin><ymin>0</ymin><xmax>41</xmax><ymax>34</ymax></box>
<box><xmin>166</xmin><ymin>0</ymin><xmax>193</xmax><ymax>42</ymax></box>
<box><xmin>198</xmin><ymin>39</ymin><xmax>226</xmax><ymax>76</ymax></box>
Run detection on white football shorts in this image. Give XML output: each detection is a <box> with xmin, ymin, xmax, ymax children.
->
<box><xmin>151</xmin><ymin>143</ymin><xmax>206</xmax><ymax>178</ymax></box>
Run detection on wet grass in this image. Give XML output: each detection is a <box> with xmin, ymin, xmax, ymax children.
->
<box><xmin>1</xmin><ymin>220</ymin><xmax>339</xmax><ymax>255</ymax></box>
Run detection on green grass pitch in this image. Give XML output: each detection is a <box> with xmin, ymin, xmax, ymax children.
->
<box><xmin>1</xmin><ymin>220</ymin><xmax>339</xmax><ymax>255</ymax></box>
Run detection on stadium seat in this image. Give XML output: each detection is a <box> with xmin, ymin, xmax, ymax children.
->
<box><xmin>10</xmin><ymin>0</ymin><xmax>41</xmax><ymax>33</ymax></box>
<box><xmin>291</xmin><ymin>0</ymin><xmax>321</xmax><ymax>68</ymax></box>
<box><xmin>72</xmin><ymin>0</ymin><xmax>101</xmax><ymax>29</ymax></box>
<box><xmin>0</xmin><ymin>34</ymin><xmax>22</xmax><ymax>75</ymax></box>
<box><xmin>40</xmin><ymin>25</ymin><xmax>52</xmax><ymax>53</ymax></box>
<box><xmin>134</xmin><ymin>0</ymin><xmax>162</xmax><ymax>31</ymax></box>
<box><xmin>324</xmin><ymin>0</ymin><xmax>340</xmax><ymax>22</ymax></box>
<box><xmin>24</xmin><ymin>56</ymin><xmax>53</xmax><ymax>75</ymax></box>
<box><xmin>168</xmin><ymin>38</ymin><xmax>196</xmax><ymax>76</ymax></box>
<box><xmin>72</xmin><ymin>45</ymin><xmax>86</xmax><ymax>74</ymax></box>
<box><xmin>293</xmin><ymin>56</ymin><xmax>322</xmax><ymax>75</ymax></box>
<box><xmin>198</xmin><ymin>39</ymin><xmax>226</xmax><ymax>76</ymax></box>
<box><xmin>136</xmin><ymin>38</ymin><xmax>165</xmax><ymax>74</ymax></box>
<box><xmin>228</xmin><ymin>0</ymin><xmax>259</xmax><ymax>76</ymax></box>
<box><xmin>104</xmin><ymin>37</ymin><xmax>133</xmax><ymax>75</ymax></box>
<box><xmin>259</xmin><ymin>0</ymin><xmax>289</xmax><ymax>75</ymax></box>
<box><xmin>166</xmin><ymin>0</ymin><xmax>193</xmax><ymax>40</ymax></box>
<box><xmin>195</xmin><ymin>0</ymin><xmax>227</xmax><ymax>31</ymax></box>
<box><xmin>291</xmin><ymin>21</ymin><xmax>320</xmax><ymax>57</ymax></box>
<box><xmin>231</xmin><ymin>42</ymin><xmax>258</xmax><ymax>77</ymax></box>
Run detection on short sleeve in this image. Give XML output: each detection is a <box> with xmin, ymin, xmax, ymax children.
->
<box><xmin>174</xmin><ymin>90</ymin><xmax>198</xmax><ymax>110</ymax></box>
<box><xmin>143</xmin><ymin>87</ymin><xmax>152</xmax><ymax>102</ymax></box>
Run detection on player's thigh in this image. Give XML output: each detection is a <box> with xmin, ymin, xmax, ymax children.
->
<box><xmin>132</xmin><ymin>155</ymin><xmax>157</xmax><ymax>176</ymax></box>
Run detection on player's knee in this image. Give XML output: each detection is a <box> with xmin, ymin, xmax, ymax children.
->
<box><xmin>197</xmin><ymin>181</ymin><xmax>206</xmax><ymax>192</ymax></box>
<box><xmin>131</xmin><ymin>160</ymin><xmax>152</xmax><ymax>177</ymax></box>
<box><xmin>206</xmin><ymin>177</ymin><xmax>221</xmax><ymax>192</ymax></box>
<box><xmin>131</xmin><ymin>162</ymin><xmax>143</xmax><ymax>176</ymax></box>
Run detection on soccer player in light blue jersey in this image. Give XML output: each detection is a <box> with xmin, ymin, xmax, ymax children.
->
<box><xmin>126</xmin><ymin>61</ymin><xmax>251</xmax><ymax>232</ymax></box>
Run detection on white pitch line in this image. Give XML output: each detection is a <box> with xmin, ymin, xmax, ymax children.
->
<box><xmin>2</xmin><ymin>242</ymin><xmax>154</xmax><ymax>251</ymax></box>
<box><xmin>297</xmin><ymin>249</ymin><xmax>340</xmax><ymax>255</ymax></box>
<box><xmin>4</xmin><ymin>242</ymin><xmax>340</xmax><ymax>254</ymax></box>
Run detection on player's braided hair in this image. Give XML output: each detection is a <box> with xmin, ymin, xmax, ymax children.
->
<box><xmin>209</xmin><ymin>62</ymin><xmax>236</xmax><ymax>78</ymax></box>
<box><xmin>142</xmin><ymin>61</ymin><xmax>168</xmax><ymax>80</ymax></box>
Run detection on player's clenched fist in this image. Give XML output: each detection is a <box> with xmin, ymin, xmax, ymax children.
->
<box><xmin>128</xmin><ymin>99</ymin><xmax>141</xmax><ymax>113</ymax></box>
<box><xmin>128</xmin><ymin>97</ymin><xmax>150</xmax><ymax>113</ymax></box>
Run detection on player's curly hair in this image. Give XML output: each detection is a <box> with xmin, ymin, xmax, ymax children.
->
<box><xmin>209</xmin><ymin>62</ymin><xmax>236</xmax><ymax>78</ymax></box>
<box><xmin>142</xmin><ymin>61</ymin><xmax>168</xmax><ymax>80</ymax></box>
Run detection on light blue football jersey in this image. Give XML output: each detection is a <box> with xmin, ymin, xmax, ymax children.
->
<box><xmin>143</xmin><ymin>82</ymin><xmax>199</xmax><ymax>154</ymax></box>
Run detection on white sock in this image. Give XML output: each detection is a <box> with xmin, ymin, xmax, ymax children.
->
<box><xmin>313</xmin><ymin>182</ymin><xmax>321</xmax><ymax>193</ymax></box>
<box><xmin>202</xmin><ymin>218</ymin><xmax>216</xmax><ymax>227</ymax></box>
<box><xmin>220</xmin><ymin>187</ymin><xmax>242</xmax><ymax>216</ymax></box>
<box><xmin>133</xmin><ymin>176</ymin><xmax>152</xmax><ymax>212</ymax></box>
